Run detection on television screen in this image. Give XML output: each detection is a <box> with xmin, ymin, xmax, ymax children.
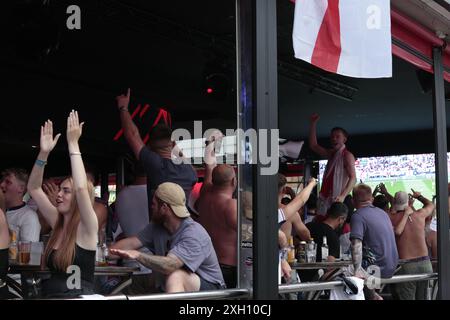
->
<box><xmin>319</xmin><ymin>153</ymin><xmax>450</xmax><ymax>201</ymax></box>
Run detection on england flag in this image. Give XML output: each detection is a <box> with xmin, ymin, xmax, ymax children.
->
<box><xmin>292</xmin><ymin>0</ymin><xmax>392</xmax><ymax>78</ymax></box>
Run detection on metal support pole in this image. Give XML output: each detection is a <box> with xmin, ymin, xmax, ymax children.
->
<box><xmin>253</xmin><ymin>0</ymin><xmax>279</xmax><ymax>300</ymax></box>
<box><xmin>432</xmin><ymin>46</ymin><xmax>450</xmax><ymax>300</ymax></box>
<box><xmin>236</xmin><ymin>0</ymin><xmax>255</xmax><ymax>293</ymax></box>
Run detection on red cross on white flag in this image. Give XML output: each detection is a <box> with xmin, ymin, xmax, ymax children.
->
<box><xmin>292</xmin><ymin>0</ymin><xmax>392</xmax><ymax>78</ymax></box>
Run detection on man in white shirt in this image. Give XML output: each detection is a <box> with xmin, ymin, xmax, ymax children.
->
<box><xmin>114</xmin><ymin>163</ymin><xmax>153</xmax><ymax>294</ymax></box>
<box><xmin>1</xmin><ymin>168</ymin><xmax>40</xmax><ymax>242</ymax></box>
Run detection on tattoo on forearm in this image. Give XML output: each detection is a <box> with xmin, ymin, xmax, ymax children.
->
<box><xmin>352</xmin><ymin>239</ymin><xmax>363</xmax><ymax>272</ymax></box>
<box><xmin>137</xmin><ymin>253</ymin><xmax>181</xmax><ymax>275</ymax></box>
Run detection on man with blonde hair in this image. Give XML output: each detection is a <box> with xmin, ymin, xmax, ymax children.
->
<box><xmin>309</xmin><ymin>114</ymin><xmax>356</xmax><ymax>217</ymax></box>
<box><xmin>1</xmin><ymin>168</ymin><xmax>40</xmax><ymax>242</ymax></box>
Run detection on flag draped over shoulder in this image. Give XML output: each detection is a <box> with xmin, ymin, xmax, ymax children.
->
<box><xmin>292</xmin><ymin>0</ymin><xmax>392</xmax><ymax>78</ymax></box>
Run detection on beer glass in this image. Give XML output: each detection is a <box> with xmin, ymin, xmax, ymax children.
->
<box><xmin>18</xmin><ymin>241</ymin><xmax>31</xmax><ymax>264</ymax></box>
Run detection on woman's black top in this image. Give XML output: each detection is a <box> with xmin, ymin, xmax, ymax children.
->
<box><xmin>0</xmin><ymin>248</ymin><xmax>9</xmax><ymax>299</ymax></box>
<box><xmin>42</xmin><ymin>244</ymin><xmax>96</xmax><ymax>298</ymax></box>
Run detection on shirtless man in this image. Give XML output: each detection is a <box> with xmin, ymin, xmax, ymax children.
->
<box><xmin>309</xmin><ymin>114</ymin><xmax>356</xmax><ymax>217</ymax></box>
<box><xmin>196</xmin><ymin>132</ymin><xmax>237</xmax><ymax>288</ymax></box>
<box><xmin>390</xmin><ymin>190</ymin><xmax>434</xmax><ymax>300</ymax></box>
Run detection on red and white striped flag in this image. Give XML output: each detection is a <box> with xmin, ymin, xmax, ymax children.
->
<box><xmin>292</xmin><ymin>0</ymin><xmax>392</xmax><ymax>78</ymax></box>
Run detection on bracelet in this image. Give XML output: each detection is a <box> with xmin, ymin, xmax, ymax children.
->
<box><xmin>35</xmin><ymin>159</ymin><xmax>47</xmax><ymax>167</ymax></box>
<box><xmin>119</xmin><ymin>106</ymin><xmax>129</xmax><ymax>112</ymax></box>
<box><xmin>70</xmin><ymin>152</ymin><xmax>82</xmax><ymax>156</ymax></box>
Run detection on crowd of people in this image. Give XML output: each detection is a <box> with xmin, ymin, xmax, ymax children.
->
<box><xmin>282</xmin><ymin>115</ymin><xmax>440</xmax><ymax>300</ymax></box>
<box><xmin>0</xmin><ymin>101</ymin><xmax>444</xmax><ymax>300</ymax></box>
<box><xmin>0</xmin><ymin>89</ymin><xmax>228</xmax><ymax>298</ymax></box>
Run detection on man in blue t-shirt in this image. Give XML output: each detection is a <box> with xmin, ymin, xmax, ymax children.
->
<box><xmin>116</xmin><ymin>89</ymin><xmax>197</xmax><ymax>218</ymax></box>
<box><xmin>350</xmin><ymin>183</ymin><xmax>398</xmax><ymax>300</ymax></box>
<box><xmin>111</xmin><ymin>182</ymin><xmax>225</xmax><ymax>293</ymax></box>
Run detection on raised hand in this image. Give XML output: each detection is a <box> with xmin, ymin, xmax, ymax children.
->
<box><xmin>307</xmin><ymin>177</ymin><xmax>318</xmax><ymax>187</ymax></box>
<box><xmin>410</xmin><ymin>188</ymin><xmax>421</xmax><ymax>199</ymax></box>
<box><xmin>66</xmin><ymin>110</ymin><xmax>84</xmax><ymax>146</ymax></box>
<box><xmin>204</xmin><ymin>129</ymin><xmax>224</xmax><ymax>166</ymax></box>
<box><xmin>116</xmin><ymin>88</ymin><xmax>131</xmax><ymax>110</ymax></box>
<box><xmin>206</xmin><ymin>129</ymin><xmax>224</xmax><ymax>150</ymax></box>
<box><xmin>379</xmin><ymin>183</ymin><xmax>388</xmax><ymax>195</ymax></box>
<box><xmin>42</xmin><ymin>180</ymin><xmax>59</xmax><ymax>206</ymax></box>
<box><xmin>40</xmin><ymin>120</ymin><xmax>61</xmax><ymax>154</ymax></box>
<box><xmin>310</xmin><ymin>113</ymin><xmax>320</xmax><ymax>123</ymax></box>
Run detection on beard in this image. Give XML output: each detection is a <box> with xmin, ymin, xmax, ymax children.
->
<box><xmin>151</xmin><ymin>213</ymin><xmax>164</xmax><ymax>225</ymax></box>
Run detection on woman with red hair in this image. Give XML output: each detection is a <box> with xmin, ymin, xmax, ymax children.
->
<box><xmin>28</xmin><ymin>111</ymin><xmax>98</xmax><ymax>298</ymax></box>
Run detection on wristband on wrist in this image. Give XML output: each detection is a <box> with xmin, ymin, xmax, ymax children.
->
<box><xmin>119</xmin><ymin>106</ymin><xmax>129</xmax><ymax>112</ymax></box>
<box><xmin>35</xmin><ymin>159</ymin><xmax>47</xmax><ymax>167</ymax></box>
<box><xmin>70</xmin><ymin>152</ymin><xmax>82</xmax><ymax>156</ymax></box>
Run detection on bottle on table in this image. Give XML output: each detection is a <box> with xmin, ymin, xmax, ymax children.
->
<box><xmin>321</xmin><ymin>236</ymin><xmax>329</xmax><ymax>262</ymax></box>
<box><xmin>287</xmin><ymin>236</ymin><xmax>296</xmax><ymax>263</ymax></box>
<box><xmin>306</xmin><ymin>238</ymin><xmax>316</xmax><ymax>263</ymax></box>
<box><xmin>297</xmin><ymin>241</ymin><xmax>307</xmax><ymax>263</ymax></box>
<box><xmin>9</xmin><ymin>228</ymin><xmax>18</xmax><ymax>262</ymax></box>
<box><xmin>96</xmin><ymin>227</ymin><xmax>108</xmax><ymax>266</ymax></box>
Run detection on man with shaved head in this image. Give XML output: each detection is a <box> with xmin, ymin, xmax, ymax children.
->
<box><xmin>212</xmin><ymin>165</ymin><xmax>236</xmax><ymax>187</ymax></box>
<box><xmin>196</xmin><ymin>133</ymin><xmax>237</xmax><ymax>288</ymax></box>
<box><xmin>350</xmin><ymin>183</ymin><xmax>398</xmax><ymax>300</ymax></box>
<box><xmin>390</xmin><ymin>190</ymin><xmax>434</xmax><ymax>300</ymax></box>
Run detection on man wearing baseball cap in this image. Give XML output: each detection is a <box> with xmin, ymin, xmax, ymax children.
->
<box><xmin>110</xmin><ymin>182</ymin><xmax>225</xmax><ymax>293</ymax></box>
<box><xmin>390</xmin><ymin>189</ymin><xmax>434</xmax><ymax>300</ymax></box>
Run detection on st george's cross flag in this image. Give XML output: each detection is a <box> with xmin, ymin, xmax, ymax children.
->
<box><xmin>292</xmin><ymin>0</ymin><xmax>392</xmax><ymax>78</ymax></box>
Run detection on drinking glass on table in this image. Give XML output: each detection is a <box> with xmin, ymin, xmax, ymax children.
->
<box><xmin>31</xmin><ymin>242</ymin><xmax>44</xmax><ymax>266</ymax></box>
<box><xmin>18</xmin><ymin>241</ymin><xmax>31</xmax><ymax>264</ymax></box>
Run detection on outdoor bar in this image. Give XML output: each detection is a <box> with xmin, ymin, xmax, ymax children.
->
<box><xmin>0</xmin><ymin>0</ymin><xmax>449</xmax><ymax>302</ymax></box>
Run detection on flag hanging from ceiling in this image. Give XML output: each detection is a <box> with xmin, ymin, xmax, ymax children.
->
<box><xmin>292</xmin><ymin>0</ymin><xmax>392</xmax><ymax>78</ymax></box>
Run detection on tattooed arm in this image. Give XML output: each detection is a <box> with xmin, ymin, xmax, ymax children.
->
<box><xmin>351</xmin><ymin>238</ymin><xmax>364</xmax><ymax>277</ymax></box>
<box><xmin>137</xmin><ymin>253</ymin><xmax>184</xmax><ymax>275</ymax></box>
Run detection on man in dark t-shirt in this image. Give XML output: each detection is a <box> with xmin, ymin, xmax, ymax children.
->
<box><xmin>140</xmin><ymin>144</ymin><xmax>197</xmax><ymax>213</ymax></box>
<box><xmin>116</xmin><ymin>89</ymin><xmax>197</xmax><ymax>217</ymax></box>
<box><xmin>300</xmin><ymin>202</ymin><xmax>348</xmax><ymax>282</ymax></box>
